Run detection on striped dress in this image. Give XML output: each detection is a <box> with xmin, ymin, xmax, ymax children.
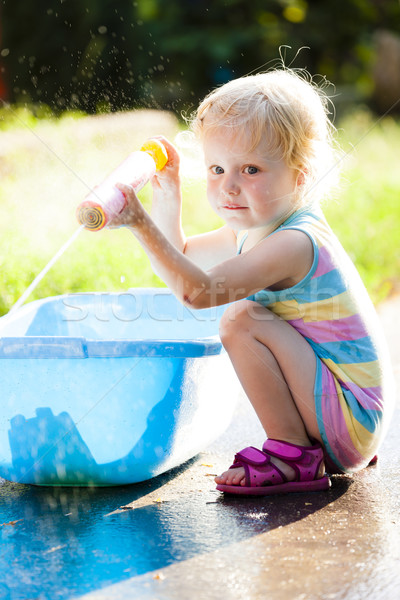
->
<box><xmin>240</xmin><ymin>207</ymin><xmax>395</xmax><ymax>473</ymax></box>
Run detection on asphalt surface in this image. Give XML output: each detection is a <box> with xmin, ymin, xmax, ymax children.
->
<box><xmin>1</xmin><ymin>296</ymin><xmax>399</xmax><ymax>600</ymax></box>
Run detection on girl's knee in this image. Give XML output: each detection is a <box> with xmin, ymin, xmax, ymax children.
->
<box><xmin>219</xmin><ymin>300</ymin><xmax>263</xmax><ymax>343</ymax></box>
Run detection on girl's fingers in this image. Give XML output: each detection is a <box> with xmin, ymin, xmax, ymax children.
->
<box><xmin>106</xmin><ymin>183</ymin><xmax>140</xmax><ymax>228</ymax></box>
<box><xmin>148</xmin><ymin>135</ymin><xmax>180</xmax><ymax>167</ymax></box>
<box><xmin>115</xmin><ymin>182</ymin><xmax>135</xmax><ymax>198</ymax></box>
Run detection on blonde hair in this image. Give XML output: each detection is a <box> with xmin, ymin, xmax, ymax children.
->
<box><xmin>191</xmin><ymin>69</ymin><xmax>338</xmax><ymax>204</ymax></box>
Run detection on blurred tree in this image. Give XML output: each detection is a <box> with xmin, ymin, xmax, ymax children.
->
<box><xmin>0</xmin><ymin>1</ymin><xmax>7</xmax><ymax>99</ymax></box>
<box><xmin>372</xmin><ymin>28</ymin><xmax>400</xmax><ymax>113</ymax></box>
<box><xmin>1</xmin><ymin>0</ymin><xmax>400</xmax><ymax>115</ymax></box>
<box><xmin>1</xmin><ymin>0</ymin><xmax>145</xmax><ymax>112</ymax></box>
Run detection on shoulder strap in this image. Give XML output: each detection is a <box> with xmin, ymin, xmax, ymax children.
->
<box><xmin>236</xmin><ymin>230</ymin><xmax>248</xmax><ymax>255</ymax></box>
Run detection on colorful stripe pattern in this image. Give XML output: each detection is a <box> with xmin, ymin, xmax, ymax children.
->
<box><xmin>245</xmin><ymin>208</ymin><xmax>395</xmax><ymax>473</ymax></box>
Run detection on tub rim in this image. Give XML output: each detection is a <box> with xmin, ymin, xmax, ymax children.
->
<box><xmin>0</xmin><ymin>288</ymin><xmax>226</xmax><ymax>359</ymax></box>
<box><xmin>0</xmin><ymin>336</ymin><xmax>223</xmax><ymax>358</ymax></box>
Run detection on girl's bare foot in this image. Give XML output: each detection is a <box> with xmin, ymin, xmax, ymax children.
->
<box><xmin>214</xmin><ymin>455</ymin><xmax>297</xmax><ymax>486</ymax></box>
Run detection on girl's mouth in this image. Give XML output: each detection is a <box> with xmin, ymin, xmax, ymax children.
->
<box><xmin>221</xmin><ymin>204</ymin><xmax>247</xmax><ymax>210</ymax></box>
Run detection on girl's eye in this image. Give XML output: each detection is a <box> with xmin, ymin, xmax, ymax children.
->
<box><xmin>244</xmin><ymin>166</ymin><xmax>259</xmax><ymax>175</ymax></box>
<box><xmin>211</xmin><ymin>165</ymin><xmax>224</xmax><ymax>175</ymax></box>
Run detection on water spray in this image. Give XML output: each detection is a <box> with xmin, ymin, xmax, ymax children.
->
<box><xmin>76</xmin><ymin>139</ymin><xmax>168</xmax><ymax>231</ymax></box>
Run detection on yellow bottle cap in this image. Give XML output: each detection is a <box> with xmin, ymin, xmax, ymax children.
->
<box><xmin>140</xmin><ymin>139</ymin><xmax>168</xmax><ymax>171</ymax></box>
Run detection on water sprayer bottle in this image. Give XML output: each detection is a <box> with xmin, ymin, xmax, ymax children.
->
<box><xmin>76</xmin><ymin>139</ymin><xmax>168</xmax><ymax>231</ymax></box>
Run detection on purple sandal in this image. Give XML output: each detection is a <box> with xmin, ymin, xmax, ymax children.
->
<box><xmin>216</xmin><ymin>439</ymin><xmax>331</xmax><ymax>495</ymax></box>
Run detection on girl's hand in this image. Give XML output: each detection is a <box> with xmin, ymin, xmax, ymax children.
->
<box><xmin>149</xmin><ymin>136</ymin><xmax>181</xmax><ymax>202</ymax></box>
<box><xmin>107</xmin><ymin>183</ymin><xmax>146</xmax><ymax>229</ymax></box>
<box><xmin>147</xmin><ymin>135</ymin><xmax>185</xmax><ymax>252</ymax></box>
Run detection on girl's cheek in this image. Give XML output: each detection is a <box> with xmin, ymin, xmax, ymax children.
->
<box><xmin>206</xmin><ymin>181</ymin><xmax>214</xmax><ymax>197</ymax></box>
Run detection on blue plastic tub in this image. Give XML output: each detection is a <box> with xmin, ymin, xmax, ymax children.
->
<box><xmin>0</xmin><ymin>288</ymin><xmax>238</xmax><ymax>486</ymax></box>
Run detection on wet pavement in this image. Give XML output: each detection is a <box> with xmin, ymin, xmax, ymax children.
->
<box><xmin>1</xmin><ymin>296</ymin><xmax>399</xmax><ymax>600</ymax></box>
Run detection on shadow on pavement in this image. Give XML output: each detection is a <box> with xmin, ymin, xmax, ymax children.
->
<box><xmin>0</xmin><ymin>459</ymin><xmax>352</xmax><ymax>600</ymax></box>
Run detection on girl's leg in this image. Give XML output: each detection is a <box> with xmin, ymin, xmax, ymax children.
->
<box><xmin>216</xmin><ymin>300</ymin><xmax>324</xmax><ymax>487</ymax></box>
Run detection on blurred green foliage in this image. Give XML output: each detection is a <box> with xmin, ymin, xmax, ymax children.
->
<box><xmin>1</xmin><ymin>0</ymin><xmax>400</xmax><ymax>115</ymax></box>
<box><xmin>0</xmin><ymin>106</ymin><xmax>399</xmax><ymax>315</ymax></box>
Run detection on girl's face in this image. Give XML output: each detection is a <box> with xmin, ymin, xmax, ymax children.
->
<box><xmin>203</xmin><ymin>128</ymin><xmax>299</xmax><ymax>232</ymax></box>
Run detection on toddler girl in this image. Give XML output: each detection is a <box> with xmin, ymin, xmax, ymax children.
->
<box><xmin>110</xmin><ymin>69</ymin><xmax>395</xmax><ymax>495</ymax></box>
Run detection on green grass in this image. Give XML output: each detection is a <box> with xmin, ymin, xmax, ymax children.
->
<box><xmin>0</xmin><ymin>105</ymin><xmax>399</xmax><ymax>315</ymax></box>
<box><xmin>324</xmin><ymin>109</ymin><xmax>400</xmax><ymax>302</ymax></box>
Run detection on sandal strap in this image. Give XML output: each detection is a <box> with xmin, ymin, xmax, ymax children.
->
<box><xmin>233</xmin><ymin>446</ymin><xmax>269</xmax><ymax>467</ymax></box>
<box><xmin>230</xmin><ymin>446</ymin><xmax>287</xmax><ymax>487</ymax></box>
<box><xmin>263</xmin><ymin>439</ymin><xmax>304</xmax><ymax>460</ymax></box>
<box><xmin>262</xmin><ymin>438</ymin><xmax>324</xmax><ymax>482</ymax></box>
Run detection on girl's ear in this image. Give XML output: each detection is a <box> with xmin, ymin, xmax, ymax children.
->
<box><xmin>296</xmin><ymin>170</ymin><xmax>307</xmax><ymax>187</ymax></box>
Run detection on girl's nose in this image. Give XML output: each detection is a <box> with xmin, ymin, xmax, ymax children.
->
<box><xmin>222</xmin><ymin>176</ymin><xmax>240</xmax><ymax>196</ymax></box>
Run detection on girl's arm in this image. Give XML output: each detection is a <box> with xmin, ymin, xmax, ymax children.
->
<box><xmin>112</xmin><ymin>183</ymin><xmax>313</xmax><ymax>309</ymax></box>
<box><xmin>149</xmin><ymin>136</ymin><xmax>185</xmax><ymax>252</ymax></box>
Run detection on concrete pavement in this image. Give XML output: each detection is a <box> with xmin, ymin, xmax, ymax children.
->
<box><xmin>79</xmin><ymin>295</ymin><xmax>400</xmax><ymax>600</ymax></box>
<box><xmin>1</xmin><ymin>296</ymin><xmax>399</xmax><ymax>600</ymax></box>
